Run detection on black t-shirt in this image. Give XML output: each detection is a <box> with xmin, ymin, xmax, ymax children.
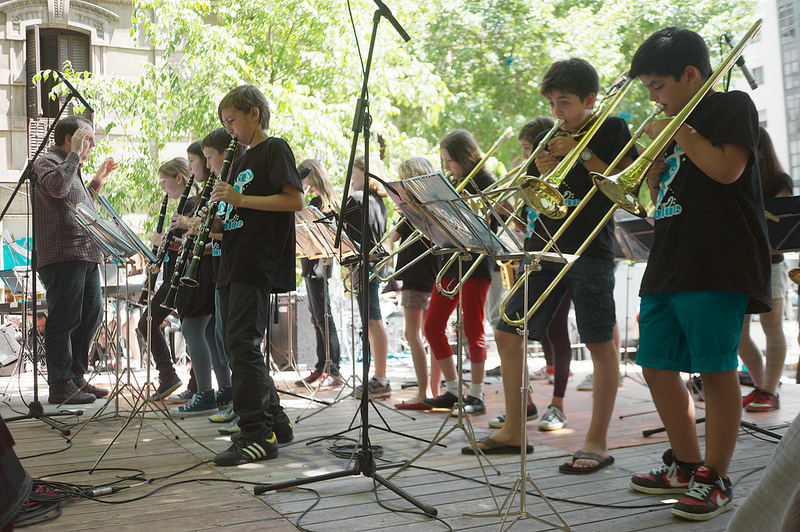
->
<box><xmin>344</xmin><ymin>190</ymin><xmax>387</xmax><ymax>269</ymax></box>
<box><xmin>442</xmin><ymin>169</ymin><xmax>496</xmax><ymax>280</ymax></box>
<box><xmin>396</xmin><ymin>219</ymin><xmax>441</xmax><ymax>292</ymax></box>
<box><xmin>300</xmin><ymin>196</ymin><xmax>334</xmax><ymax>280</ymax></box>
<box><xmin>526</xmin><ymin>116</ymin><xmax>637</xmax><ymax>259</ymax></box>
<box><xmin>763</xmin><ymin>170</ymin><xmax>793</xmax><ymax>198</ymax></box>
<box><xmin>217</xmin><ymin>137</ymin><xmax>303</xmax><ymax>292</ymax></box>
<box><xmin>640</xmin><ymin>91</ymin><xmax>771</xmax><ymax>314</ymax></box>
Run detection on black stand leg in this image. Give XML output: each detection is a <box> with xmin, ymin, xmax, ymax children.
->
<box><xmin>255</xmin><ymin>5</ymin><xmax>434</xmax><ymax>517</ymax></box>
<box><xmin>2</xmin><ymin>87</ymin><xmax>84</xmax><ymax>434</ymax></box>
<box><xmin>644</xmin><ymin>416</ymin><xmax>784</xmax><ymax>440</ymax></box>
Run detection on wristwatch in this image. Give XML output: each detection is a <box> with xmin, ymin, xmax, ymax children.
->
<box><xmin>580</xmin><ymin>149</ymin><xmax>593</xmax><ymax>163</ymax></box>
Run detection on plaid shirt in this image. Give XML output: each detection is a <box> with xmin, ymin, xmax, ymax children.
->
<box><xmin>34</xmin><ymin>145</ymin><xmax>105</xmax><ymax>267</ymax></box>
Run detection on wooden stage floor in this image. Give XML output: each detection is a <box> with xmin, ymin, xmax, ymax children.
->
<box><xmin>1</xmin><ymin>356</ymin><xmax>797</xmax><ymax>531</ymax></box>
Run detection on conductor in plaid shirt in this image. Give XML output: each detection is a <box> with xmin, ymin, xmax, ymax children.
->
<box><xmin>34</xmin><ymin>116</ymin><xmax>117</xmax><ymax>404</ymax></box>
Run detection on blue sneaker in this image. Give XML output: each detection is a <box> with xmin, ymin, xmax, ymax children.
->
<box><xmin>169</xmin><ymin>390</ymin><xmax>217</xmax><ymax>417</ymax></box>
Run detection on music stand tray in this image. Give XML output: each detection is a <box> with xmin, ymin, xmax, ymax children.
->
<box><xmin>614</xmin><ymin>211</ymin><xmax>653</xmax><ymax>262</ymax></box>
<box><xmin>764</xmin><ymin>195</ymin><xmax>800</xmax><ymax>252</ymax></box>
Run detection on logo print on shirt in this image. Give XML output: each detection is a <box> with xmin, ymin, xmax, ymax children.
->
<box><xmin>223</xmin><ymin>169</ymin><xmax>255</xmax><ymax>230</ymax></box>
<box><xmin>654</xmin><ymin>145</ymin><xmax>683</xmax><ymax>220</ymax></box>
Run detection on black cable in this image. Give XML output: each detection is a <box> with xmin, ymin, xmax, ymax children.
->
<box><xmin>371</xmin><ymin>474</ymin><xmax>453</xmax><ymax>531</ymax></box>
<box><xmin>294</xmin><ymin>487</ymin><xmax>323</xmax><ymax>532</ymax></box>
<box><xmin>397</xmin><ymin>462</ymin><xmax>667</xmax><ymax>510</ymax></box>
<box><xmin>17</xmin><ymin>438</ymin><xmax>73</xmax><ymax>460</ymax></box>
<box><xmin>347</xmin><ymin>0</ymin><xmax>365</xmax><ymax>77</ymax></box>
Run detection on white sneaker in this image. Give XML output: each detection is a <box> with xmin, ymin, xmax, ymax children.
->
<box><xmin>538</xmin><ymin>404</ymin><xmax>567</xmax><ymax>431</ymax></box>
<box><xmin>530</xmin><ymin>366</ymin><xmax>551</xmax><ymax>380</ymax></box>
<box><xmin>577</xmin><ymin>373</ymin><xmax>623</xmax><ymax>391</ymax></box>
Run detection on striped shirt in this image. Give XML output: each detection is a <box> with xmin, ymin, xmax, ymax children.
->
<box><xmin>34</xmin><ymin>145</ymin><xmax>105</xmax><ymax>267</ymax></box>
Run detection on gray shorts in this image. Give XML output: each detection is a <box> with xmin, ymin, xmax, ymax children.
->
<box><xmin>772</xmin><ymin>260</ymin><xmax>788</xmax><ymax>300</ymax></box>
<box><xmin>401</xmin><ymin>289</ymin><xmax>431</xmax><ymax>309</ymax></box>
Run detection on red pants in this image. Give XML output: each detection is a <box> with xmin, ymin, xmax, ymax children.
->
<box><xmin>424</xmin><ymin>277</ymin><xmax>491</xmax><ymax>364</ymax></box>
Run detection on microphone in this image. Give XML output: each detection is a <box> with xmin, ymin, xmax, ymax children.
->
<box><xmin>54</xmin><ymin>70</ymin><xmax>95</xmax><ymax>113</ymax></box>
<box><xmin>724</xmin><ymin>34</ymin><xmax>758</xmax><ymax>90</ymax></box>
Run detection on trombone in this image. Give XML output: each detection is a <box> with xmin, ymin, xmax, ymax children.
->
<box><xmin>500</xmin><ymin>18</ymin><xmax>763</xmax><ymax>328</ymax></box>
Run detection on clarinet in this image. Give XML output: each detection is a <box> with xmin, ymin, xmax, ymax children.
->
<box><xmin>181</xmin><ymin>139</ymin><xmax>238</xmax><ymax>287</ymax></box>
<box><xmin>138</xmin><ymin>193</ymin><xmax>170</xmax><ymax>304</ymax></box>
<box><xmin>160</xmin><ymin>173</ymin><xmax>216</xmax><ymax>311</ymax></box>
<box><xmin>154</xmin><ymin>176</ymin><xmax>196</xmax><ymax>265</ymax></box>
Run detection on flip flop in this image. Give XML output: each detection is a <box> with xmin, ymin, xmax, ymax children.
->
<box><xmin>461</xmin><ymin>436</ymin><xmax>533</xmax><ymax>456</ymax></box>
<box><xmin>558</xmin><ymin>451</ymin><xmax>615</xmax><ymax>475</ymax></box>
<box><xmin>394</xmin><ymin>400</ymin><xmax>431</xmax><ymax>410</ymax></box>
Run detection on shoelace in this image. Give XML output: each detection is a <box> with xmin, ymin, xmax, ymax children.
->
<box><xmin>685</xmin><ymin>480</ymin><xmax>715</xmax><ymax>500</ymax></box>
<box><xmin>543</xmin><ymin>410</ymin><xmax>563</xmax><ymax>423</ymax></box>
<box><xmin>649</xmin><ymin>463</ymin><xmax>671</xmax><ymax>476</ymax></box>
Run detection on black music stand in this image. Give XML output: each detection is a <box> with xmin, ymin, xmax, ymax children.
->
<box><xmin>1</xmin><ymin>79</ymin><xmax>89</xmax><ymax>435</ymax></box>
<box><xmin>381</xmin><ymin>172</ymin><xmax>511</xmax><ymax>489</ymax></box>
<box><xmin>67</xmin><ymin>201</ymin><xmax>215</xmax><ymax>466</ymax></box>
<box><xmin>255</xmin><ymin>2</ymin><xmax>437</xmax><ymax>519</ymax></box>
<box><xmin>286</xmin><ymin>205</ymin><xmax>360</xmax><ymax>416</ymax></box>
<box><xmin>614</xmin><ymin>212</ymin><xmax>652</xmax><ymax>386</ymax></box>
<box><xmin>66</xmin><ymin>202</ymin><xmax>135</xmax><ymax>418</ymax></box>
<box><xmin>383</xmin><ymin>171</ymin><xmax>572</xmax><ymax>530</ymax></box>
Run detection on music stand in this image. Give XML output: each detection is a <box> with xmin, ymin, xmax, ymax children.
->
<box><xmin>764</xmin><ymin>196</ymin><xmax>800</xmax><ymax>253</ymax></box>
<box><xmin>289</xmin><ymin>205</ymin><xmax>358</xmax><ymax>416</ymax></box>
<box><xmin>66</xmin><ymin>202</ymin><xmax>215</xmax><ymax>466</ymax></box>
<box><xmin>66</xmin><ymin>202</ymin><xmax>135</xmax><ymax>425</ymax></box>
<box><xmin>613</xmin><ymin>212</ymin><xmax>652</xmax><ymax>386</ymax></box>
<box><xmin>380</xmin><ymin>172</ymin><xmax>567</xmax><ymax>527</ymax></box>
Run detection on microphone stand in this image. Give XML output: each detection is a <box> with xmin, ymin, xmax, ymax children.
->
<box><xmin>255</xmin><ymin>3</ymin><xmax>435</xmax><ymax>517</ymax></box>
<box><xmin>2</xmin><ymin>88</ymin><xmax>85</xmax><ymax>435</ymax></box>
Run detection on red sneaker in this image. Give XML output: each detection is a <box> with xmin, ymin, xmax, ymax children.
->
<box><xmin>741</xmin><ymin>388</ymin><xmax>758</xmax><ymax>408</ymax></box>
<box><xmin>630</xmin><ymin>449</ymin><xmax>695</xmax><ymax>494</ymax></box>
<box><xmin>671</xmin><ymin>465</ymin><xmax>732</xmax><ymax>521</ymax></box>
<box><xmin>745</xmin><ymin>389</ymin><xmax>779</xmax><ymax>412</ymax></box>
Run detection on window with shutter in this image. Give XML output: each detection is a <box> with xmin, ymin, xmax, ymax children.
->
<box><xmin>25</xmin><ymin>27</ymin><xmax>91</xmax><ymax>155</ymax></box>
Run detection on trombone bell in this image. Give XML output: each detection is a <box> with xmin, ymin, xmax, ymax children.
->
<box><xmin>592</xmin><ymin>173</ymin><xmax>648</xmax><ymax>218</ymax></box>
<box><xmin>789</xmin><ymin>267</ymin><xmax>800</xmax><ymax>285</ymax></box>
<box><xmin>518</xmin><ymin>177</ymin><xmax>568</xmax><ymax>219</ymax></box>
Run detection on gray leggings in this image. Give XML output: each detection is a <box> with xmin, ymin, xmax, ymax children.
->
<box><xmin>181</xmin><ymin>314</ymin><xmax>231</xmax><ymax>392</ymax></box>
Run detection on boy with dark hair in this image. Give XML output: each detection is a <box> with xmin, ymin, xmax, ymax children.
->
<box><xmin>210</xmin><ymin>85</ymin><xmax>304</xmax><ymax>465</ymax></box>
<box><xmin>474</xmin><ymin>59</ymin><xmax>636</xmax><ymax>469</ymax></box>
<box><xmin>627</xmin><ymin>27</ymin><xmax>770</xmax><ymax>521</ymax></box>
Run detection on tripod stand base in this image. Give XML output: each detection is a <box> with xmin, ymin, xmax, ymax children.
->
<box><xmin>4</xmin><ymin>400</ymin><xmax>78</xmax><ymax>436</ymax></box>
<box><xmin>254</xmin><ymin>452</ymin><xmax>437</xmax><ymax>516</ymax></box>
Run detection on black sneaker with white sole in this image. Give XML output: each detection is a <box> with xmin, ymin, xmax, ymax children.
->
<box><xmin>451</xmin><ymin>395</ymin><xmax>486</xmax><ymax>416</ymax></box>
<box><xmin>213</xmin><ymin>433</ymin><xmax>279</xmax><ymax>466</ymax></box>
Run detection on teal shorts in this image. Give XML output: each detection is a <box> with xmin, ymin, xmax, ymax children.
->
<box><xmin>637</xmin><ymin>291</ymin><xmax>748</xmax><ymax>374</ymax></box>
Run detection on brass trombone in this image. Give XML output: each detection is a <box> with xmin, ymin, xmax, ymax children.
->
<box><xmin>500</xmin><ymin>19</ymin><xmax>763</xmax><ymax>327</ymax></box>
<box><xmin>789</xmin><ymin>268</ymin><xmax>800</xmax><ymax>285</ymax></box>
